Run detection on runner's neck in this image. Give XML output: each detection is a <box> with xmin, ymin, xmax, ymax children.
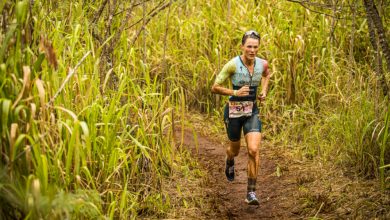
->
<box><xmin>239</xmin><ymin>55</ymin><xmax>255</xmax><ymax>76</ymax></box>
<box><xmin>240</xmin><ymin>55</ymin><xmax>255</xmax><ymax>68</ymax></box>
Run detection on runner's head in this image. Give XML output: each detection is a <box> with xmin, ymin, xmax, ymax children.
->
<box><xmin>241</xmin><ymin>30</ymin><xmax>260</xmax><ymax>61</ymax></box>
<box><xmin>241</xmin><ymin>30</ymin><xmax>260</xmax><ymax>45</ymax></box>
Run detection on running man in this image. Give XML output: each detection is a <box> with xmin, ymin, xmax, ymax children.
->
<box><xmin>211</xmin><ymin>30</ymin><xmax>270</xmax><ymax>205</ymax></box>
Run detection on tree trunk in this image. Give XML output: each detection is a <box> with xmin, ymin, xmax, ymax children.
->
<box><xmin>349</xmin><ymin>1</ymin><xmax>356</xmax><ymax>64</ymax></box>
<box><xmin>363</xmin><ymin>0</ymin><xmax>390</xmax><ymax>73</ymax></box>
<box><xmin>142</xmin><ymin>0</ymin><xmax>146</xmax><ymax>64</ymax></box>
<box><xmin>363</xmin><ymin>0</ymin><xmax>389</xmax><ymax>97</ymax></box>
<box><xmin>163</xmin><ymin>0</ymin><xmax>172</xmax><ymax>95</ymax></box>
<box><xmin>366</xmin><ymin>7</ymin><xmax>383</xmax><ymax>82</ymax></box>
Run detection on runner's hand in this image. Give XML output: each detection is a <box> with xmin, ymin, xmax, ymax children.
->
<box><xmin>237</xmin><ymin>85</ymin><xmax>250</xmax><ymax>96</ymax></box>
<box><xmin>258</xmin><ymin>93</ymin><xmax>266</xmax><ymax>102</ymax></box>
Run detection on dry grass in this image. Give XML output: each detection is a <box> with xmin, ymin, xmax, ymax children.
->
<box><xmin>0</xmin><ymin>0</ymin><xmax>389</xmax><ymax>218</ymax></box>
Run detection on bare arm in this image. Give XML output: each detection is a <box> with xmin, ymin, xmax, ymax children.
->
<box><xmin>211</xmin><ymin>83</ymin><xmax>234</xmax><ymax>96</ymax></box>
<box><xmin>211</xmin><ymin>59</ymin><xmax>249</xmax><ymax>97</ymax></box>
<box><xmin>258</xmin><ymin>61</ymin><xmax>271</xmax><ymax>102</ymax></box>
<box><xmin>211</xmin><ymin>83</ymin><xmax>250</xmax><ymax>97</ymax></box>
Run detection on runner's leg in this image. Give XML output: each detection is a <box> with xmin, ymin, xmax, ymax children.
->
<box><xmin>245</xmin><ymin>132</ymin><xmax>261</xmax><ymax>179</ymax></box>
<box><xmin>223</xmin><ymin>104</ymin><xmax>244</xmax><ymax>181</ymax></box>
<box><xmin>224</xmin><ymin>105</ymin><xmax>242</xmax><ymax>159</ymax></box>
<box><xmin>245</xmin><ymin>132</ymin><xmax>261</xmax><ymax>204</ymax></box>
<box><xmin>227</xmin><ymin>140</ymin><xmax>240</xmax><ymax>160</ymax></box>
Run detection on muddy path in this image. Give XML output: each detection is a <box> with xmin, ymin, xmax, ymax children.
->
<box><xmin>179</xmin><ymin>129</ymin><xmax>301</xmax><ymax>219</ymax></box>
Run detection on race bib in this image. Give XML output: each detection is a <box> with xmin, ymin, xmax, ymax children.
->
<box><xmin>228</xmin><ymin>101</ymin><xmax>253</xmax><ymax>118</ymax></box>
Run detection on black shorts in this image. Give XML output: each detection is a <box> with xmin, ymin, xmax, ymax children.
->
<box><xmin>223</xmin><ymin>104</ymin><xmax>262</xmax><ymax>142</ymax></box>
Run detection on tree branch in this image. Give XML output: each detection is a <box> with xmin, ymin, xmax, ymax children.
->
<box><xmin>130</xmin><ymin>1</ymin><xmax>172</xmax><ymax>45</ymax></box>
<box><xmin>108</xmin><ymin>1</ymin><xmax>135</xmax><ymax>54</ymax></box>
<box><xmin>92</xmin><ymin>0</ymin><xmax>109</xmax><ymax>23</ymax></box>
<box><xmin>285</xmin><ymin>0</ymin><xmax>367</xmax><ymax>20</ymax></box>
<box><xmin>125</xmin><ymin>0</ymin><xmax>166</xmax><ymax>31</ymax></box>
<box><xmin>91</xmin><ymin>0</ymin><xmax>109</xmax><ymax>43</ymax></box>
<box><xmin>286</xmin><ymin>0</ymin><xmax>339</xmax><ymax>18</ymax></box>
<box><xmin>113</xmin><ymin>0</ymin><xmax>154</xmax><ymax>16</ymax></box>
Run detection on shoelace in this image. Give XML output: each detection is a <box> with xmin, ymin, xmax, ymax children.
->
<box><xmin>248</xmin><ymin>191</ymin><xmax>257</xmax><ymax>200</ymax></box>
<box><xmin>228</xmin><ymin>165</ymin><xmax>234</xmax><ymax>174</ymax></box>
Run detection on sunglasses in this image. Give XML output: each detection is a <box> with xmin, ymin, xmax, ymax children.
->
<box><xmin>243</xmin><ymin>30</ymin><xmax>260</xmax><ymax>39</ymax></box>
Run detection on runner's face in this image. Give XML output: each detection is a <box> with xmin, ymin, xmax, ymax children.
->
<box><xmin>241</xmin><ymin>38</ymin><xmax>259</xmax><ymax>62</ymax></box>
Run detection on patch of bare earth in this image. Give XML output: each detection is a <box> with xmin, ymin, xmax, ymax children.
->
<box><xmin>167</xmin><ymin>115</ymin><xmax>390</xmax><ymax>219</ymax></box>
<box><xmin>177</xmin><ymin>128</ymin><xmax>300</xmax><ymax>219</ymax></box>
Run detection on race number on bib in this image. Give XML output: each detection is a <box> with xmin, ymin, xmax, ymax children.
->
<box><xmin>228</xmin><ymin>101</ymin><xmax>253</xmax><ymax>118</ymax></box>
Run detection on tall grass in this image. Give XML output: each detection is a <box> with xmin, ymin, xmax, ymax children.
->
<box><xmin>147</xmin><ymin>0</ymin><xmax>390</xmax><ymax>183</ymax></box>
<box><xmin>0</xmin><ymin>0</ymin><xmax>190</xmax><ymax>218</ymax></box>
<box><xmin>1</xmin><ymin>0</ymin><xmax>389</xmax><ymax>218</ymax></box>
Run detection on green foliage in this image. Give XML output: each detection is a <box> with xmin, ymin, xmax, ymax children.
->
<box><xmin>0</xmin><ymin>0</ymin><xmax>389</xmax><ymax>218</ymax></box>
<box><xmin>159</xmin><ymin>0</ymin><xmax>389</xmax><ymax>184</ymax></box>
<box><xmin>0</xmin><ymin>0</ymin><xmax>182</xmax><ymax>218</ymax></box>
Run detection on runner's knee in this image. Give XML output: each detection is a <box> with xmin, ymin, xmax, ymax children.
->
<box><xmin>229</xmin><ymin>141</ymin><xmax>240</xmax><ymax>156</ymax></box>
<box><xmin>231</xmin><ymin>148</ymin><xmax>240</xmax><ymax>156</ymax></box>
<box><xmin>247</xmin><ymin>146</ymin><xmax>259</xmax><ymax>157</ymax></box>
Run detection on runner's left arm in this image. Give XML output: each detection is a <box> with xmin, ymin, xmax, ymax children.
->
<box><xmin>258</xmin><ymin>60</ymin><xmax>270</xmax><ymax>102</ymax></box>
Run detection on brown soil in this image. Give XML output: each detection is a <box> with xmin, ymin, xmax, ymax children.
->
<box><xmin>173</xmin><ymin>124</ymin><xmax>390</xmax><ymax>219</ymax></box>
<box><xmin>179</xmin><ymin>129</ymin><xmax>300</xmax><ymax>219</ymax></box>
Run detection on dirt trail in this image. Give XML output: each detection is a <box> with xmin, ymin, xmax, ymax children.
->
<box><xmin>180</xmin><ymin>130</ymin><xmax>300</xmax><ymax>219</ymax></box>
<box><xmin>171</xmin><ymin>118</ymin><xmax>390</xmax><ymax>219</ymax></box>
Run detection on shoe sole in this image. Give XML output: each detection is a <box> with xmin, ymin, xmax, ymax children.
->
<box><xmin>245</xmin><ymin>199</ymin><xmax>260</xmax><ymax>205</ymax></box>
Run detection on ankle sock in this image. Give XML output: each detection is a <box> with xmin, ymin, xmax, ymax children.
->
<box><xmin>247</xmin><ymin>178</ymin><xmax>256</xmax><ymax>193</ymax></box>
<box><xmin>226</xmin><ymin>159</ymin><xmax>234</xmax><ymax>166</ymax></box>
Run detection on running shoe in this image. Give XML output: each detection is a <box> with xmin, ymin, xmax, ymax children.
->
<box><xmin>225</xmin><ymin>158</ymin><xmax>235</xmax><ymax>181</ymax></box>
<box><xmin>245</xmin><ymin>191</ymin><xmax>260</xmax><ymax>205</ymax></box>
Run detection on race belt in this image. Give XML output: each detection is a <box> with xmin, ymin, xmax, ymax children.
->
<box><xmin>228</xmin><ymin>101</ymin><xmax>254</xmax><ymax>118</ymax></box>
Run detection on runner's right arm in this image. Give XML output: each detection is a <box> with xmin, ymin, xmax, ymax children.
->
<box><xmin>211</xmin><ymin>59</ymin><xmax>249</xmax><ymax>97</ymax></box>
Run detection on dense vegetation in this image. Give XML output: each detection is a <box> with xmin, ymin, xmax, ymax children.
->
<box><xmin>0</xmin><ymin>0</ymin><xmax>389</xmax><ymax>218</ymax></box>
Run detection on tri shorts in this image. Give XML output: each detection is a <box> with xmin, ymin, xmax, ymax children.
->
<box><xmin>223</xmin><ymin>103</ymin><xmax>262</xmax><ymax>142</ymax></box>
